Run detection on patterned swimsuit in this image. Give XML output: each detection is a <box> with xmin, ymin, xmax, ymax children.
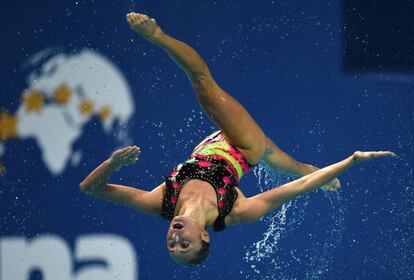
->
<box><xmin>159</xmin><ymin>131</ymin><xmax>254</xmax><ymax>232</ymax></box>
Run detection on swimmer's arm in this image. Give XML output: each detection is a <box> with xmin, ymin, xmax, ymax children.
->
<box><xmin>229</xmin><ymin>151</ymin><xmax>395</xmax><ymax>225</ymax></box>
<box><xmin>80</xmin><ymin>147</ymin><xmax>164</xmax><ymax>215</ymax></box>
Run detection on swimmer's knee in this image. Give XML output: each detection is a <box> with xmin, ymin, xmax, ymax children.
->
<box><xmin>254</xmin><ymin>134</ymin><xmax>267</xmax><ymax>161</ymax></box>
<box><xmin>244</xmin><ymin>134</ymin><xmax>267</xmax><ymax>164</ymax></box>
<box><xmin>190</xmin><ymin>74</ymin><xmax>215</xmax><ymax>93</ymax></box>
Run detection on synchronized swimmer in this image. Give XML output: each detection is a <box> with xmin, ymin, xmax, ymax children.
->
<box><xmin>80</xmin><ymin>12</ymin><xmax>395</xmax><ymax>266</ymax></box>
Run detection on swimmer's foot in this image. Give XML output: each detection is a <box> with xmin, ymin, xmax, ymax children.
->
<box><xmin>321</xmin><ymin>178</ymin><xmax>341</xmax><ymax>191</ymax></box>
<box><xmin>126</xmin><ymin>12</ymin><xmax>163</xmax><ymax>43</ymax></box>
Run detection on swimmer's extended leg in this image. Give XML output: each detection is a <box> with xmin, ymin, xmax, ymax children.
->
<box><xmin>263</xmin><ymin>137</ymin><xmax>317</xmax><ymax>176</ymax></box>
<box><xmin>125</xmin><ymin>12</ymin><xmax>336</xmax><ymax>184</ymax></box>
<box><xmin>126</xmin><ymin>12</ymin><xmax>266</xmax><ymax>164</ymax></box>
<box><xmin>263</xmin><ymin>137</ymin><xmax>341</xmax><ymax>190</ymax></box>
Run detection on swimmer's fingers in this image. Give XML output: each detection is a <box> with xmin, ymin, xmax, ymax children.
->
<box><xmin>353</xmin><ymin>151</ymin><xmax>396</xmax><ymax>163</ymax></box>
<box><xmin>111</xmin><ymin>146</ymin><xmax>140</xmax><ymax>166</ymax></box>
<box><xmin>125</xmin><ymin>147</ymin><xmax>141</xmax><ymax>159</ymax></box>
<box><xmin>121</xmin><ymin>146</ymin><xmax>141</xmax><ymax>166</ymax></box>
<box><xmin>122</xmin><ymin>146</ymin><xmax>140</xmax><ymax>158</ymax></box>
<box><xmin>111</xmin><ymin>146</ymin><xmax>129</xmax><ymax>158</ymax></box>
<box><xmin>127</xmin><ymin>145</ymin><xmax>140</xmax><ymax>155</ymax></box>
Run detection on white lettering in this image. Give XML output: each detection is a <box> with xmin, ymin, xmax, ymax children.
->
<box><xmin>74</xmin><ymin>234</ymin><xmax>137</xmax><ymax>280</ymax></box>
<box><xmin>0</xmin><ymin>234</ymin><xmax>138</xmax><ymax>280</ymax></box>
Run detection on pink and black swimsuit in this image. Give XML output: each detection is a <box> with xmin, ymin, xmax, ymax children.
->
<box><xmin>160</xmin><ymin>131</ymin><xmax>254</xmax><ymax>232</ymax></box>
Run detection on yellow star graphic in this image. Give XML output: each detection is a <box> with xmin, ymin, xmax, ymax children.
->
<box><xmin>0</xmin><ymin>111</ymin><xmax>19</xmax><ymax>141</ymax></box>
<box><xmin>23</xmin><ymin>90</ymin><xmax>45</xmax><ymax>113</ymax></box>
<box><xmin>54</xmin><ymin>84</ymin><xmax>72</xmax><ymax>104</ymax></box>
<box><xmin>79</xmin><ymin>99</ymin><xmax>94</xmax><ymax>115</ymax></box>
<box><xmin>99</xmin><ymin>106</ymin><xmax>112</xmax><ymax>121</ymax></box>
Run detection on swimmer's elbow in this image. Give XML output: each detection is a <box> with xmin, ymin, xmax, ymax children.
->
<box><xmin>79</xmin><ymin>181</ymin><xmax>86</xmax><ymax>192</ymax></box>
<box><xmin>79</xmin><ymin>182</ymin><xmax>90</xmax><ymax>193</ymax></box>
<box><xmin>79</xmin><ymin>181</ymin><xmax>98</xmax><ymax>194</ymax></box>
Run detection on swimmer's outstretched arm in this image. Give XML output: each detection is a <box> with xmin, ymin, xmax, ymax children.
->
<box><xmin>79</xmin><ymin>146</ymin><xmax>164</xmax><ymax>216</ymax></box>
<box><xmin>229</xmin><ymin>151</ymin><xmax>395</xmax><ymax>225</ymax></box>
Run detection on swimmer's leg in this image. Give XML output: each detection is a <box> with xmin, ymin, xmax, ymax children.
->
<box><xmin>126</xmin><ymin>12</ymin><xmax>339</xmax><ymax>186</ymax></box>
<box><xmin>263</xmin><ymin>137</ymin><xmax>318</xmax><ymax>176</ymax></box>
<box><xmin>126</xmin><ymin>12</ymin><xmax>266</xmax><ymax>163</ymax></box>
<box><xmin>263</xmin><ymin>137</ymin><xmax>341</xmax><ymax>190</ymax></box>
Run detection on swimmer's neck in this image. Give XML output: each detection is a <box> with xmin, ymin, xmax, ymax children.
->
<box><xmin>176</xmin><ymin>196</ymin><xmax>209</xmax><ymax>229</ymax></box>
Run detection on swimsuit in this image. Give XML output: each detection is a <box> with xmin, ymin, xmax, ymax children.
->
<box><xmin>159</xmin><ymin>131</ymin><xmax>254</xmax><ymax>232</ymax></box>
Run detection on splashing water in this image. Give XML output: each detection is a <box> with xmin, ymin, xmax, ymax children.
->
<box><xmin>123</xmin><ymin>0</ymin><xmax>137</xmax><ymax>12</ymax></box>
<box><xmin>243</xmin><ymin>164</ymin><xmax>346</xmax><ymax>279</ymax></box>
<box><xmin>245</xmin><ymin>166</ymin><xmax>295</xmax><ymax>267</ymax></box>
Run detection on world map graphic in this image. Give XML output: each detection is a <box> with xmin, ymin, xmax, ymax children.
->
<box><xmin>0</xmin><ymin>49</ymin><xmax>135</xmax><ymax>175</ymax></box>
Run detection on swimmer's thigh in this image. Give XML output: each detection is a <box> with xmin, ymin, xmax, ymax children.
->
<box><xmin>191</xmin><ymin>74</ymin><xmax>266</xmax><ymax>164</ymax></box>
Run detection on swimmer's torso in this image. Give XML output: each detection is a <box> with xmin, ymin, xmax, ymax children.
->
<box><xmin>173</xmin><ymin>179</ymin><xmax>248</xmax><ymax>228</ymax></box>
<box><xmin>160</xmin><ymin>131</ymin><xmax>254</xmax><ymax>231</ymax></box>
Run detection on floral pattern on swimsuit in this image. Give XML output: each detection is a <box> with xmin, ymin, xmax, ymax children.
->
<box><xmin>159</xmin><ymin>131</ymin><xmax>254</xmax><ymax>232</ymax></box>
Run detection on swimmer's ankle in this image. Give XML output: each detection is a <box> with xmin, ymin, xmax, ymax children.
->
<box><xmin>152</xmin><ymin>30</ymin><xmax>167</xmax><ymax>46</ymax></box>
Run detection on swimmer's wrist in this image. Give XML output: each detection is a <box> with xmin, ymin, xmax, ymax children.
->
<box><xmin>347</xmin><ymin>154</ymin><xmax>361</xmax><ymax>168</ymax></box>
<box><xmin>107</xmin><ymin>158</ymin><xmax>123</xmax><ymax>171</ymax></box>
<box><xmin>351</xmin><ymin>152</ymin><xmax>365</xmax><ymax>165</ymax></box>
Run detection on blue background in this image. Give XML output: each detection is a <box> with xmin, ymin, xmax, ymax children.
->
<box><xmin>1</xmin><ymin>1</ymin><xmax>413</xmax><ymax>279</ymax></box>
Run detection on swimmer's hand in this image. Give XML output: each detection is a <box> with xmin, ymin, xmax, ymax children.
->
<box><xmin>110</xmin><ymin>146</ymin><xmax>141</xmax><ymax>167</ymax></box>
<box><xmin>321</xmin><ymin>151</ymin><xmax>395</xmax><ymax>192</ymax></box>
<box><xmin>352</xmin><ymin>150</ymin><xmax>396</xmax><ymax>163</ymax></box>
<box><xmin>126</xmin><ymin>12</ymin><xmax>163</xmax><ymax>43</ymax></box>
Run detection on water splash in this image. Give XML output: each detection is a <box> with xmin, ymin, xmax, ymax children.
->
<box><xmin>245</xmin><ymin>201</ymin><xmax>293</xmax><ymax>274</ymax></box>
<box><xmin>123</xmin><ymin>0</ymin><xmax>137</xmax><ymax>12</ymax></box>
<box><xmin>243</xmin><ymin>164</ymin><xmax>346</xmax><ymax>279</ymax></box>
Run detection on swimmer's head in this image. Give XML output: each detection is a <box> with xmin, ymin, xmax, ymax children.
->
<box><xmin>166</xmin><ymin>215</ymin><xmax>210</xmax><ymax>265</ymax></box>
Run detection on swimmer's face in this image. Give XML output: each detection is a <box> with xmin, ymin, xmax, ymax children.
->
<box><xmin>166</xmin><ymin>216</ymin><xmax>210</xmax><ymax>265</ymax></box>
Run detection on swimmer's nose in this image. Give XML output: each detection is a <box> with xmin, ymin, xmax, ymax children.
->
<box><xmin>172</xmin><ymin>233</ymin><xmax>179</xmax><ymax>243</ymax></box>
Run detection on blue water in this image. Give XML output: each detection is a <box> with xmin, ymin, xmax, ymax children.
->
<box><xmin>0</xmin><ymin>1</ymin><xmax>412</xmax><ymax>279</ymax></box>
